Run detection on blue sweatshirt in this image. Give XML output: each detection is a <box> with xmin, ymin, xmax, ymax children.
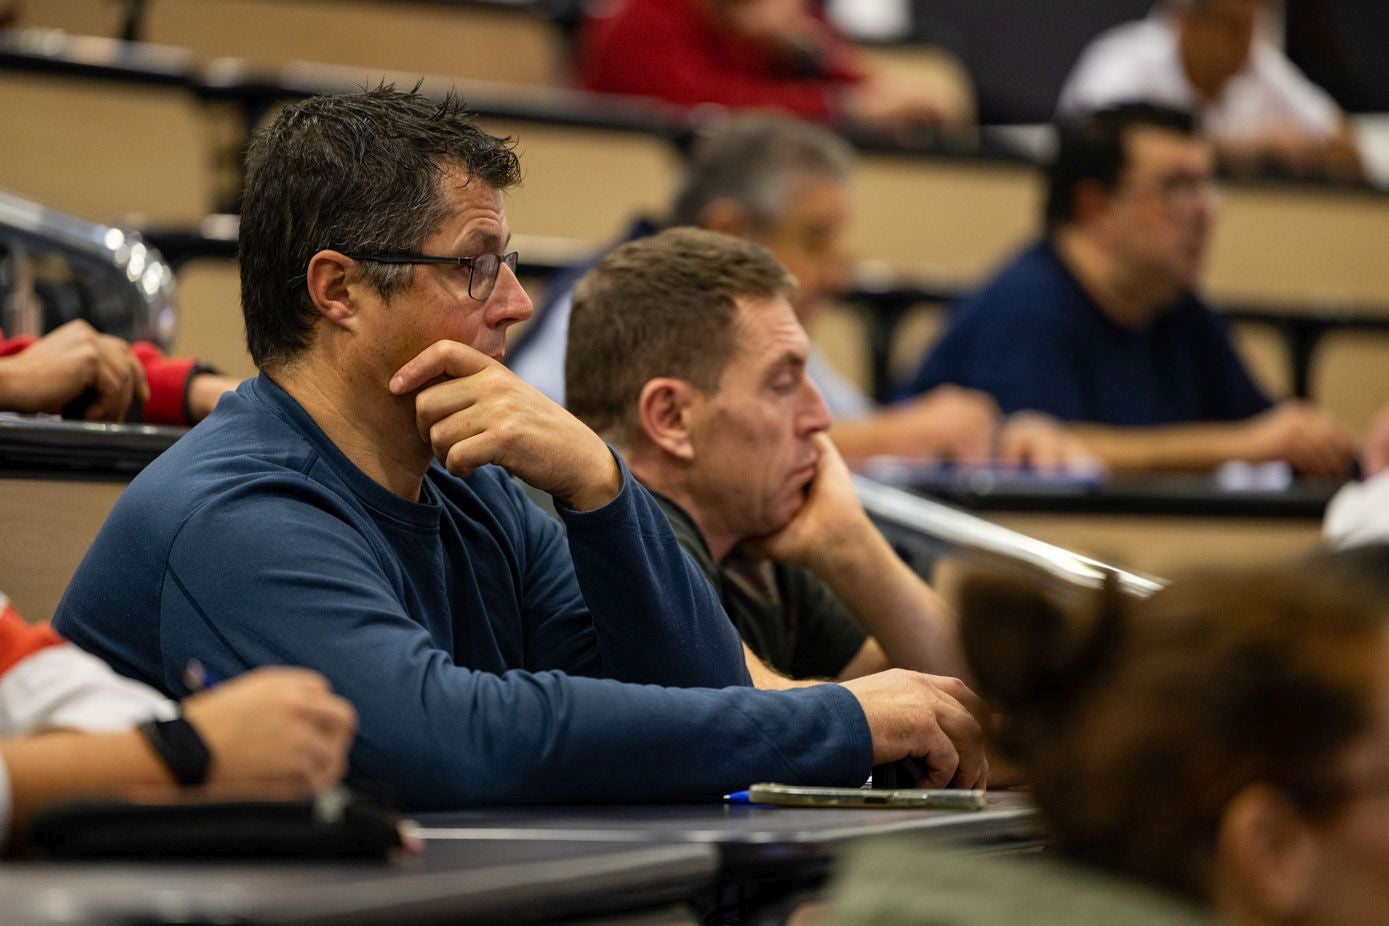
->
<box><xmin>53</xmin><ymin>374</ymin><xmax>871</xmax><ymax>809</ymax></box>
<box><xmin>903</xmin><ymin>241</ymin><xmax>1271</xmax><ymax>426</ymax></box>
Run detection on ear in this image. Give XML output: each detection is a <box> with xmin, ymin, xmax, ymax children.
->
<box><xmin>304</xmin><ymin>250</ymin><xmax>363</xmax><ymax>331</ymax></box>
<box><xmin>1216</xmin><ymin>783</ymin><xmax>1322</xmax><ymax>921</ymax></box>
<box><xmin>696</xmin><ymin>198</ymin><xmax>753</xmax><ymax>237</ymax></box>
<box><xmin>637</xmin><ymin>377</ymin><xmax>699</xmax><ymax>462</ymax></box>
<box><xmin>1072</xmin><ymin>179</ymin><xmax>1114</xmax><ymax>228</ymax></box>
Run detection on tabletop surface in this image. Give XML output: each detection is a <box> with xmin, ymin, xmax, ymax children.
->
<box><xmin>1</xmin><ymin>838</ymin><xmax>717</xmax><ymax>925</ymax></box>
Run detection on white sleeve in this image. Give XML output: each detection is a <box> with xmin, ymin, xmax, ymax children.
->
<box><xmin>509</xmin><ymin>291</ymin><xmax>574</xmax><ymax>406</ymax></box>
<box><xmin>1057</xmin><ymin>20</ymin><xmax>1192</xmax><ymax>119</ymax></box>
<box><xmin>807</xmin><ymin>350</ymin><xmax>875</xmax><ymax>421</ymax></box>
<box><xmin>0</xmin><ymin>644</ymin><xmax>175</xmax><ymax>737</ymax></box>
<box><xmin>1324</xmin><ymin>472</ymin><xmax>1389</xmax><ymax>550</ymax></box>
<box><xmin>1254</xmin><ymin>46</ymin><xmax>1342</xmax><ymax>138</ymax></box>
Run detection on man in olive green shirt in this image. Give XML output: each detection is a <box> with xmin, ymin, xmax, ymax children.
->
<box><xmin>565</xmin><ymin>227</ymin><xmax>967</xmax><ymax>686</ymax></box>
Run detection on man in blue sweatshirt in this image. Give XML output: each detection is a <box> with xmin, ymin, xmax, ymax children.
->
<box><xmin>54</xmin><ymin>87</ymin><xmax>986</xmax><ymax>809</ymax></box>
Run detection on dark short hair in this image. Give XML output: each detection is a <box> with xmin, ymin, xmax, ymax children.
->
<box><xmin>1045</xmin><ymin>102</ymin><xmax>1198</xmax><ymax>228</ymax></box>
<box><xmin>239</xmin><ymin>85</ymin><xmax>521</xmax><ymax>369</ymax></box>
<box><xmin>566</xmin><ymin>228</ymin><xmax>796</xmax><ymax>446</ymax></box>
<box><xmin>961</xmin><ymin>565</ymin><xmax>1386</xmax><ymax>899</ymax></box>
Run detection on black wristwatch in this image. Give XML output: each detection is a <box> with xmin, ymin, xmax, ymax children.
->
<box><xmin>139</xmin><ymin>714</ymin><xmax>213</xmax><ymax>786</ymax></box>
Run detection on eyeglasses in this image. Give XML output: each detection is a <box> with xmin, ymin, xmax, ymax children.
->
<box><xmin>343</xmin><ymin>251</ymin><xmax>519</xmax><ymax>301</ymax></box>
<box><xmin>1118</xmin><ymin>172</ymin><xmax>1218</xmax><ymax>210</ymax></box>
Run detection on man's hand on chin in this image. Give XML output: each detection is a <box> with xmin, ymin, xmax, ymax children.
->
<box><xmin>745</xmin><ymin>433</ymin><xmax>873</xmax><ymax>571</ymax></box>
<box><xmin>390</xmin><ymin>340</ymin><xmax>622</xmax><ymax>511</ymax></box>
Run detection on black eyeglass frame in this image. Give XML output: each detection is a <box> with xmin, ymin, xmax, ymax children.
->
<box><xmin>342</xmin><ymin>251</ymin><xmax>519</xmax><ymax>301</ymax></box>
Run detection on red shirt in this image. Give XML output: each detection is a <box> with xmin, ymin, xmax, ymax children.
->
<box><xmin>0</xmin><ymin>596</ymin><xmax>62</xmax><ymax>677</ymax></box>
<box><xmin>578</xmin><ymin>0</ymin><xmax>866</xmax><ymax>120</ymax></box>
<box><xmin>0</xmin><ymin>330</ymin><xmax>200</xmax><ymax>427</ymax></box>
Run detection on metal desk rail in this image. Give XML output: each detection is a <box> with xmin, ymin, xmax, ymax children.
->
<box><xmin>0</xmin><ymin>188</ymin><xmax>179</xmax><ymax>347</ymax></box>
<box><xmin>853</xmin><ymin>474</ymin><xmax>1166</xmax><ymax>598</ymax></box>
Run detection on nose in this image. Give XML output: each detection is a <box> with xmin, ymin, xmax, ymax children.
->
<box><xmin>800</xmin><ymin>376</ymin><xmax>833</xmax><ymax>435</ymax></box>
<box><xmin>488</xmin><ymin>262</ymin><xmax>533</xmax><ymax>330</ymax></box>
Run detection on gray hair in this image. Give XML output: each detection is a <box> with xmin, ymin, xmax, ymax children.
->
<box><xmin>670</xmin><ymin>115</ymin><xmax>854</xmax><ymax>228</ymax></box>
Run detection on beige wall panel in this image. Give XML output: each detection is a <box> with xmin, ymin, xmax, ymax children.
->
<box><xmin>1210</xmin><ymin>188</ymin><xmax>1389</xmax><ymax>310</ymax></box>
<box><xmin>1230</xmin><ymin>321</ymin><xmax>1293</xmax><ymax>401</ymax></box>
<box><xmin>852</xmin><ymin>158</ymin><xmax>1039</xmax><ymax>283</ymax></box>
<box><xmin>481</xmin><ymin>121</ymin><xmax>680</xmax><ymax>245</ymax></box>
<box><xmin>813</xmin><ymin>303</ymin><xmax>873</xmax><ymax>393</ymax></box>
<box><xmin>142</xmin><ymin>0</ymin><xmax>567</xmax><ymax>86</ymax></box>
<box><xmin>173</xmin><ymin>258</ymin><xmax>257</xmax><ymax>380</ymax></box>
<box><xmin>0</xmin><ymin>74</ymin><xmax>217</xmax><ymax>223</ymax></box>
<box><xmin>886</xmin><ymin>303</ymin><xmax>947</xmax><ymax>386</ymax></box>
<box><xmin>16</xmin><ymin>0</ymin><xmax>127</xmax><ymax>35</ymax></box>
<box><xmin>0</xmin><ymin>478</ymin><xmax>125</xmax><ymax>623</ymax></box>
<box><xmin>1309</xmin><ymin>331</ymin><xmax>1389</xmax><ymax>437</ymax></box>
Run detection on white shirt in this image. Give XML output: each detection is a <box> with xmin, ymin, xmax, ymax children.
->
<box><xmin>0</xmin><ymin>593</ymin><xmax>174</xmax><ymax>844</ymax></box>
<box><xmin>1057</xmin><ymin>14</ymin><xmax>1341</xmax><ymax>143</ymax></box>
<box><xmin>1325</xmin><ymin>471</ymin><xmax>1389</xmax><ymax>551</ymax></box>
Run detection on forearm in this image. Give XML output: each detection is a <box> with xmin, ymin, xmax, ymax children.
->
<box><xmin>1</xmin><ymin>730</ymin><xmax>177</xmax><ymax>844</ymax></box>
<box><xmin>744</xmin><ymin>643</ymin><xmax>823</xmax><ymax>690</ymax></box>
<box><xmin>808</xmin><ymin>524</ymin><xmax>967</xmax><ymax>679</ymax></box>
<box><xmin>1069</xmin><ymin>422</ymin><xmax>1253</xmax><ymax>472</ymax></box>
<box><xmin>562</xmin><ymin>459</ymin><xmax>750</xmax><ymax>688</ymax></box>
<box><xmin>828</xmin><ymin>415</ymin><xmax>912</xmax><ymax>464</ymax></box>
<box><xmin>350</xmin><ymin>668</ymin><xmax>870</xmax><ymax>809</ymax></box>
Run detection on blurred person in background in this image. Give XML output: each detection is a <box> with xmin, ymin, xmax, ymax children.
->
<box><xmin>904</xmin><ymin>103</ymin><xmax>1357</xmax><ymax>475</ymax></box>
<box><xmin>830</xmin><ymin>562</ymin><xmax>1389</xmax><ymax>925</ymax></box>
<box><xmin>577</xmin><ymin>0</ymin><xmax>970</xmax><ymax>138</ymax></box>
<box><xmin>512</xmin><ymin>115</ymin><xmax>1091</xmax><ymax>470</ymax></box>
<box><xmin>1058</xmin><ymin>0</ymin><xmax>1363</xmax><ymax>181</ymax></box>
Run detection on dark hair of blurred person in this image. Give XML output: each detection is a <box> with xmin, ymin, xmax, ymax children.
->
<box><xmin>1044</xmin><ymin>102</ymin><xmax>1197</xmax><ymax>229</ymax></box>
<box><xmin>959</xmin><ymin>565</ymin><xmax>1389</xmax><ymax>923</ymax></box>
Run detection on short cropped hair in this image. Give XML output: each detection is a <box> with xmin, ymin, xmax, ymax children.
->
<box><xmin>670</xmin><ymin>115</ymin><xmax>853</xmax><ymax>228</ymax></box>
<box><xmin>566</xmin><ymin>228</ymin><xmax>796</xmax><ymax>446</ymax></box>
<box><xmin>1045</xmin><ymin>102</ymin><xmax>1197</xmax><ymax>229</ymax></box>
<box><xmin>239</xmin><ymin>85</ymin><xmax>521</xmax><ymax>369</ymax></box>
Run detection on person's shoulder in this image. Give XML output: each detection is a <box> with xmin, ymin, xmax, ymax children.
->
<box><xmin>1082</xmin><ymin>16</ymin><xmax>1171</xmax><ymax>59</ymax></box>
<box><xmin>961</xmin><ymin>243</ymin><xmax>1075</xmax><ymax>321</ymax></box>
<box><xmin>1244</xmin><ymin>41</ymin><xmax>1341</xmax><ymax>123</ymax></box>
<box><xmin>122</xmin><ymin>384</ymin><xmax>320</xmax><ymax>512</ymax></box>
<box><xmin>1061</xmin><ymin>17</ymin><xmax>1178</xmax><ymax>109</ymax></box>
<box><xmin>831</xmin><ymin>840</ymin><xmax>1212</xmax><ymax>926</ymax></box>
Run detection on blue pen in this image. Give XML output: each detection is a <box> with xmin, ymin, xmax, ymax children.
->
<box><xmin>724</xmin><ymin>790</ymin><xmax>752</xmax><ymax>804</ymax></box>
<box><xmin>183</xmin><ymin>659</ymin><xmax>223</xmax><ymax>692</ymax></box>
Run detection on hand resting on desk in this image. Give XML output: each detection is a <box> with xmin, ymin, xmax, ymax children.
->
<box><xmin>840</xmin><ymin>669</ymin><xmax>988</xmax><ymax>789</ymax></box>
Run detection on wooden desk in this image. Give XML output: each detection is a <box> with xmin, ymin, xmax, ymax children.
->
<box><xmin>415</xmin><ymin>792</ymin><xmax>1042</xmax><ymax>878</ymax></box>
<box><xmin>893</xmin><ymin>471</ymin><xmax>1336</xmax><ymax>579</ymax></box>
<box><xmin>0</xmin><ymin>417</ymin><xmax>182</xmax><ymax>621</ymax></box>
<box><xmin>2</xmin><ymin>838</ymin><xmax>715</xmax><ymax>925</ymax></box>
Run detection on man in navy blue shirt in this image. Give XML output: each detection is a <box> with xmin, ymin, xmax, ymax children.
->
<box><xmin>54</xmin><ymin>87</ymin><xmax>987</xmax><ymax>808</ymax></box>
<box><xmin>906</xmin><ymin>103</ymin><xmax>1355</xmax><ymax>475</ymax></box>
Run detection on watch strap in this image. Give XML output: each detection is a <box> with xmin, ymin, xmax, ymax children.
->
<box><xmin>139</xmin><ymin>714</ymin><xmax>212</xmax><ymax>786</ymax></box>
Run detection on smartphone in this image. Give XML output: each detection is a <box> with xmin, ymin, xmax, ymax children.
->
<box><xmin>746</xmin><ymin>783</ymin><xmax>987</xmax><ymax>811</ymax></box>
